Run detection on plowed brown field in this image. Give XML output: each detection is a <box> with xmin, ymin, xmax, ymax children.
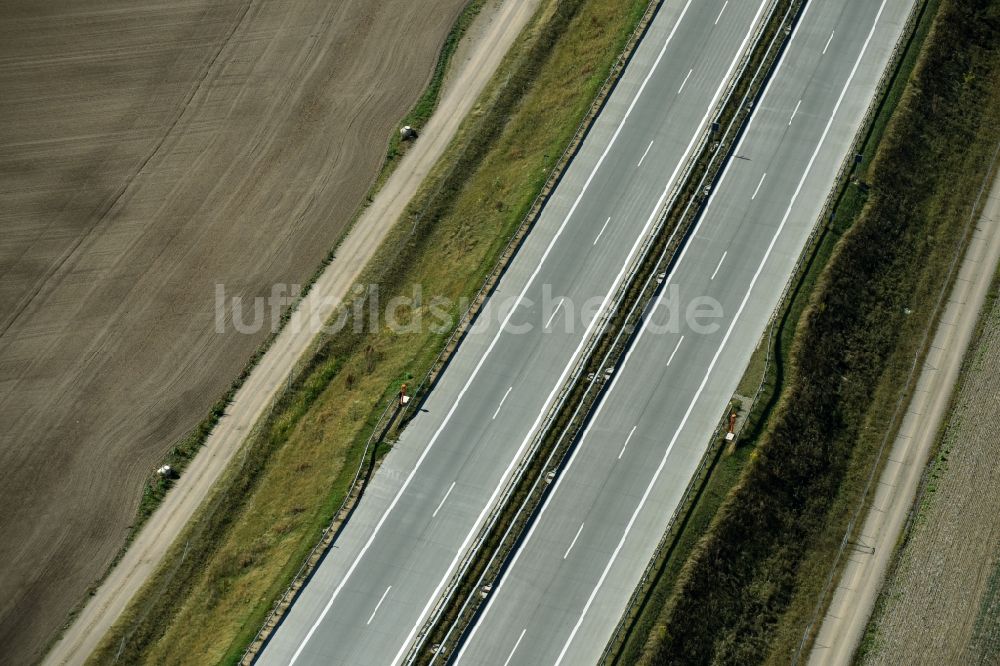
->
<box><xmin>0</xmin><ymin>0</ymin><xmax>465</xmax><ymax>662</ymax></box>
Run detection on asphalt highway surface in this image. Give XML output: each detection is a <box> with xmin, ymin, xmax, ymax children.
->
<box><xmin>454</xmin><ymin>0</ymin><xmax>917</xmax><ymax>664</ymax></box>
<box><xmin>257</xmin><ymin>0</ymin><xmax>776</xmax><ymax>663</ymax></box>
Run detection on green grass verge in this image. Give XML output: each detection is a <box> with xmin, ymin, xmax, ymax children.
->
<box><xmin>761</xmin><ymin>2</ymin><xmax>1000</xmax><ymax>659</ymax></box>
<box><xmin>613</xmin><ymin>440</ymin><xmax>754</xmax><ymax>666</ymax></box>
<box><xmin>619</xmin><ymin>0</ymin><xmax>1000</xmax><ymax>664</ymax></box>
<box><xmin>86</xmin><ymin>0</ymin><xmax>651</xmax><ymax>663</ymax></box>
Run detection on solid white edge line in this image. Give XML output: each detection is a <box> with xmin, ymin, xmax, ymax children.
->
<box><xmin>552</xmin><ymin>3</ymin><xmax>889</xmax><ymax>663</ymax></box>
<box><xmin>453</xmin><ymin>0</ymin><xmax>773</xmax><ymax>660</ymax></box>
<box><xmin>637</xmin><ymin>140</ymin><xmax>655</xmax><ymax>167</ymax></box>
<box><xmin>710</xmin><ymin>250</ymin><xmax>728</xmax><ymax>280</ymax></box>
<box><xmin>545</xmin><ymin>298</ymin><xmax>566</xmax><ymax>329</ymax></box>
<box><xmin>287</xmin><ymin>0</ymin><xmax>701</xmax><ymax>658</ymax></box>
<box><xmin>458</xmin><ymin>0</ymin><xmax>818</xmax><ymax>658</ymax></box>
<box><xmin>593</xmin><ymin>216</ymin><xmax>612</xmax><ymax>245</ymax></box>
<box><xmin>752</xmin><ymin>172</ymin><xmax>767</xmax><ymax>200</ymax></box>
<box><xmin>493</xmin><ymin>386</ymin><xmax>514</xmax><ymax>420</ymax></box>
<box><xmin>502</xmin><ymin>629</ymin><xmax>527</xmax><ymax>666</ymax></box>
<box><xmin>498</xmin><ymin>0</ymin><xmax>814</xmax><ymax>651</ymax></box>
<box><xmin>432</xmin><ymin>482</ymin><xmax>457</xmax><ymax>518</ymax></box>
<box><xmin>715</xmin><ymin>0</ymin><xmax>729</xmax><ymax>25</ymax></box>
<box><xmin>367</xmin><ymin>586</ymin><xmax>392</xmax><ymax>626</ymax></box>
<box><xmin>666</xmin><ymin>335</ymin><xmax>685</xmax><ymax>367</ymax></box>
<box><xmin>678</xmin><ymin>68</ymin><xmax>693</xmax><ymax>94</ymax></box>
<box><xmin>563</xmin><ymin>523</ymin><xmax>586</xmax><ymax>559</ymax></box>
<box><xmin>388</xmin><ymin>1</ymin><xmax>713</xmax><ymax>662</ymax></box>
<box><xmin>618</xmin><ymin>425</ymin><xmax>637</xmax><ymax>459</ymax></box>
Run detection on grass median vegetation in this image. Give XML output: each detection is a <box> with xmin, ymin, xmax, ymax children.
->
<box><xmin>621</xmin><ymin>0</ymin><xmax>1000</xmax><ymax>663</ymax></box>
<box><xmin>89</xmin><ymin>0</ymin><xmax>650</xmax><ymax>663</ymax></box>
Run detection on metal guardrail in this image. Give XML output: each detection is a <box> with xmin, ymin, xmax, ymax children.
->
<box><xmin>410</xmin><ymin>0</ymin><xmax>796</xmax><ymax>660</ymax></box>
<box><xmin>240</xmin><ymin>0</ymin><xmax>673</xmax><ymax>660</ymax></box>
<box><xmin>400</xmin><ymin>0</ymin><xmax>683</xmax><ymax>658</ymax></box>
<box><xmin>598</xmin><ymin>0</ymin><xmax>932</xmax><ymax>661</ymax></box>
<box><xmin>593</xmin><ymin>0</ymin><xmax>807</xmax><ymax>660</ymax></box>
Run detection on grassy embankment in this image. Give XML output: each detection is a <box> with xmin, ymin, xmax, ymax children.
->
<box><xmin>617</xmin><ymin>0</ymin><xmax>1000</xmax><ymax>663</ymax></box>
<box><xmin>89</xmin><ymin>0</ymin><xmax>650</xmax><ymax>663</ymax></box>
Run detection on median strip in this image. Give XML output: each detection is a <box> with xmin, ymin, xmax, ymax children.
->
<box><xmin>407</xmin><ymin>1</ymin><xmax>803</xmax><ymax>661</ymax></box>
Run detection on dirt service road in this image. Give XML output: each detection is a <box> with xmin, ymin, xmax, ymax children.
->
<box><xmin>0</xmin><ymin>0</ymin><xmax>467</xmax><ymax>662</ymax></box>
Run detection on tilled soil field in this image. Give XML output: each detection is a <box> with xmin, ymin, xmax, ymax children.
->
<box><xmin>861</xmin><ymin>295</ymin><xmax>1000</xmax><ymax>664</ymax></box>
<box><xmin>0</xmin><ymin>0</ymin><xmax>465</xmax><ymax>662</ymax></box>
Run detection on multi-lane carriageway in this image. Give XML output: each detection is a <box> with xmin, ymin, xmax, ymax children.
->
<box><xmin>258</xmin><ymin>0</ymin><xmax>915</xmax><ymax>663</ymax></box>
<box><xmin>455</xmin><ymin>0</ymin><xmax>915</xmax><ymax>663</ymax></box>
<box><xmin>259</xmin><ymin>1</ymin><xmax>770</xmax><ymax>663</ymax></box>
